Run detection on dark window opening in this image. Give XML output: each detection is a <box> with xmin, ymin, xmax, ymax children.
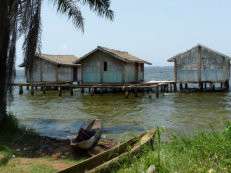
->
<box><xmin>104</xmin><ymin>62</ymin><xmax>108</xmax><ymax>71</ymax></box>
<box><xmin>141</xmin><ymin>64</ymin><xmax>144</xmax><ymax>72</ymax></box>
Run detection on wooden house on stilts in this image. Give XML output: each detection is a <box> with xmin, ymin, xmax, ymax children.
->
<box><xmin>74</xmin><ymin>46</ymin><xmax>152</xmax><ymax>84</ymax></box>
<box><xmin>167</xmin><ymin>44</ymin><xmax>231</xmax><ymax>90</ymax></box>
<box><xmin>19</xmin><ymin>54</ymin><xmax>81</xmax><ymax>83</ymax></box>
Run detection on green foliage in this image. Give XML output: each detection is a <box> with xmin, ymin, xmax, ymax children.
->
<box><xmin>0</xmin><ymin>113</ymin><xmax>38</xmax><ymax>153</ymax></box>
<box><xmin>115</xmin><ymin>119</ymin><xmax>231</xmax><ymax>173</ymax></box>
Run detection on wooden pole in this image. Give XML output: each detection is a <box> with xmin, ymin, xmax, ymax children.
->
<box><xmin>174</xmin><ymin>59</ymin><xmax>177</xmax><ymax>82</ymax></box>
<box><xmin>31</xmin><ymin>85</ymin><xmax>34</xmax><ymax>96</ymax></box>
<box><xmin>100</xmin><ymin>88</ymin><xmax>103</xmax><ymax>95</ymax></box>
<box><xmin>58</xmin><ymin>86</ymin><xmax>62</xmax><ymax>96</ymax></box>
<box><xmin>185</xmin><ymin>83</ymin><xmax>188</xmax><ymax>89</ymax></box>
<box><xmin>125</xmin><ymin>91</ymin><xmax>129</xmax><ymax>99</ymax></box>
<box><xmin>221</xmin><ymin>83</ymin><xmax>223</xmax><ymax>89</ymax></box>
<box><xmin>166</xmin><ymin>85</ymin><xmax>169</xmax><ymax>92</ymax></box>
<box><xmin>198</xmin><ymin>46</ymin><xmax>201</xmax><ymax>83</ymax></box>
<box><xmin>180</xmin><ymin>83</ymin><xmax>183</xmax><ymax>92</ymax></box>
<box><xmin>26</xmin><ymin>86</ymin><xmax>29</xmax><ymax>90</ymax></box>
<box><xmin>170</xmin><ymin>83</ymin><xmax>173</xmax><ymax>92</ymax></box>
<box><xmin>199</xmin><ymin>82</ymin><xmax>203</xmax><ymax>91</ymax></box>
<box><xmin>210</xmin><ymin>82</ymin><xmax>213</xmax><ymax>91</ymax></box>
<box><xmin>43</xmin><ymin>86</ymin><xmax>46</xmax><ymax>94</ymax></box>
<box><xmin>135</xmin><ymin>88</ymin><xmax>138</xmax><ymax>97</ymax></box>
<box><xmin>174</xmin><ymin>83</ymin><xmax>177</xmax><ymax>92</ymax></box>
<box><xmin>148</xmin><ymin>90</ymin><xmax>152</xmax><ymax>99</ymax></box>
<box><xmin>81</xmin><ymin>88</ymin><xmax>84</xmax><ymax>94</ymax></box>
<box><xmin>156</xmin><ymin>86</ymin><xmax>159</xmax><ymax>98</ymax></box>
<box><xmin>19</xmin><ymin>85</ymin><xmax>23</xmax><ymax>95</ymax></box>
<box><xmin>90</xmin><ymin>88</ymin><xmax>94</xmax><ymax>96</ymax></box>
<box><xmin>70</xmin><ymin>87</ymin><xmax>74</xmax><ymax>96</ymax></box>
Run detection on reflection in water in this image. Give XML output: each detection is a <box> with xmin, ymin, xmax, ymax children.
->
<box><xmin>8</xmin><ymin>67</ymin><xmax>231</xmax><ymax>139</ymax></box>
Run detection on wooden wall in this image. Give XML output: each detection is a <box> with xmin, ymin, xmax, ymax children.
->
<box><xmin>175</xmin><ymin>46</ymin><xmax>230</xmax><ymax>82</ymax></box>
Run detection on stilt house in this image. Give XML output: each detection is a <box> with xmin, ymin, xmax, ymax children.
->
<box><xmin>74</xmin><ymin>46</ymin><xmax>152</xmax><ymax>84</ymax></box>
<box><xmin>167</xmin><ymin>44</ymin><xmax>231</xmax><ymax>87</ymax></box>
<box><xmin>19</xmin><ymin>54</ymin><xmax>81</xmax><ymax>83</ymax></box>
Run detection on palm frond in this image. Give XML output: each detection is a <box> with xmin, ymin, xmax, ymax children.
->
<box><xmin>52</xmin><ymin>0</ymin><xmax>84</xmax><ymax>31</ymax></box>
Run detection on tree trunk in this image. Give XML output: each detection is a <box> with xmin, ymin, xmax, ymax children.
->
<box><xmin>0</xmin><ymin>0</ymin><xmax>10</xmax><ymax>130</ymax></box>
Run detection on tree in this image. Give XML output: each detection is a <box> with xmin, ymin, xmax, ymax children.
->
<box><xmin>0</xmin><ymin>0</ymin><xmax>114</xmax><ymax>130</ymax></box>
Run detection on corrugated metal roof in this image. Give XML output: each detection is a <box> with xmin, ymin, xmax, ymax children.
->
<box><xmin>167</xmin><ymin>44</ymin><xmax>231</xmax><ymax>62</ymax></box>
<box><xmin>74</xmin><ymin>46</ymin><xmax>152</xmax><ymax>65</ymax></box>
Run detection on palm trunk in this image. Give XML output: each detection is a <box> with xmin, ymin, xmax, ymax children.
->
<box><xmin>0</xmin><ymin>0</ymin><xmax>10</xmax><ymax>130</ymax></box>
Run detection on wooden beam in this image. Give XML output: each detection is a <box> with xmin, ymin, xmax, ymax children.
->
<box><xmin>155</xmin><ymin>86</ymin><xmax>159</xmax><ymax>98</ymax></box>
<box><xmin>223</xmin><ymin>57</ymin><xmax>226</xmax><ymax>82</ymax></box>
<box><xmin>70</xmin><ymin>87</ymin><xmax>74</xmax><ymax>96</ymax></box>
<box><xmin>56</xmin><ymin>65</ymin><xmax>58</xmax><ymax>82</ymax></box>
<box><xmin>198</xmin><ymin>46</ymin><xmax>201</xmax><ymax>83</ymax></box>
<box><xmin>19</xmin><ymin>85</ymin><xmax>23</xmax><ymax>95</ymax></box>
<box><xmin>40</xmin><ymin>58</ymin><xmax>43</xmax><ymax>82</ymax></box>
<box><xmin>174</xmin><ymin>59</ymin><xmax>177</xmax><ymax>82</ymax></box>
<box><xmin>122</xmin><ymin>63</ymin><xmax>125</xmax><ymax>84</ymax></box>
<box><xmin>31</xmin><ymin>85</ymin><xmax>34</xmax><ymax>96</ymax></box>
<box><xmin>58</xmin><ymin>86</ymin><xmax>62</xmax><ymax>96</ymax></box>
<box><xmin>100</xmin><ymin>56</ymin><xmax>103</xmax><ymax>83</ymax></box>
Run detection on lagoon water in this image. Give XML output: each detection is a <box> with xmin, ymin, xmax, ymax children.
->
<box><xmin>8</xmin><ymin>67</ymin><xmax>231</xmax><ymax>140</ymax></box>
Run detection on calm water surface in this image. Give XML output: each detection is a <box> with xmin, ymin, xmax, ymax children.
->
<box><xmin>8</xmin><ymin>67</ymin><xmax>231</xmax><ymax>140</ymax></box>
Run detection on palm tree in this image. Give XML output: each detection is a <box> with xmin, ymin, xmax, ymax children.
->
<box><xmin>0</xmin><ymin>0</ymin><xmax>114</xmax><ymax>130</ymax></box>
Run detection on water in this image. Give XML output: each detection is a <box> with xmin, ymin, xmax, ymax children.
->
<box><xmin>8</xmin><ymin>67</ymin><xmax>231</xmax><ymax>140</ymax></box>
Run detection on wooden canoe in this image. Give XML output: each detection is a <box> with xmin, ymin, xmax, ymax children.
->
<box><xmin>71</xmin><ymin>119</ymin><xmax>102</xmax><ymax>150</ymax></box>
<box><xmin>59</xmin><ymin>128</ymin><xmax>157</xmax><ymax>173</ymax></box>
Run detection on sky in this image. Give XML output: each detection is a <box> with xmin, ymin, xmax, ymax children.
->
<box><xmin>16</xmin><ymin>0</ymin><xmax>231</xmax><ymax>67</ymax></box>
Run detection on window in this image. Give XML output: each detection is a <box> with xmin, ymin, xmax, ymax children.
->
<box><xmin>141</xmin><ymin>64</ymin><xmax>144</xmax><ymax>72</ymax></box>
<box><xmin>104</xmin><ymin>62</ymin><xmax>108</xmax><ymax>71</ymax></box>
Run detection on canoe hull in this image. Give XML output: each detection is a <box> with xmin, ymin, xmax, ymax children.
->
<box><xmin>59</xmin><ymin>128</ymin><xmax>157</xmax><ymax>173</ymax></box>
<box><xmin>71</xmin><ymin>119</ymin><xmax>102</xmax><ymax>150</ymax></box>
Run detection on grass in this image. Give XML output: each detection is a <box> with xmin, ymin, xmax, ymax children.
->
<box><xmin>115</xmin><ymin>119</ymin><xmax>231</xmax><ymax>173</ymax></box>
<box><xmin>0</xmin><ymin>114</ymin><xmax>79</xmax><ymax>173</ymax></box>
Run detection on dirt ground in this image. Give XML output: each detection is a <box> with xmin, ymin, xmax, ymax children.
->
<box><xmin>9</xmin><ymin>136</ymin><xmax>118</xmax><ymax>171</ymax></box>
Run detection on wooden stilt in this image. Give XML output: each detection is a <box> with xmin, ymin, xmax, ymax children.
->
<box><xmin>81</xmin><ymin>88</ymin><xmax>84</xmax><ymax>94</ymax></box>
<box><xmin>70</xmin><ymin>87</ymin><xmax>74</xmax><ymax>96</ymax></box>
<box><xmin>174</xmin><ymin>83</ymin><xmax>177</xmax><ymax>92</ymax></box>
<box><xmin>212</xmin><ymin>84</ymin><xmax>215</xmax><ymax>91</ymax></box>
<box><xmin>170</xmin><ymin>84</ymin><xmax>173</xmax><ymax>92</ymax></box>
<box><xmin>135</xmin><ymin>88</ymin><xmax>138</xmax><ymax>97</ymax></box>
<box><xmin>43</xmin><ymin>86</ymin><xmax>46</xmax><ymax>94</ymax></box>
<box><xmin>19</xmin><ymin>85</ymin><xmax>23</xmax><ymax>95</ymax></box>
<box><xmin>180</xmin><ymin>83</ymin><xmax>183</xmax><ymax>92</ymax></box>
<box><xmin>26</xmin><ymin>86</ymin><xmax>29</xmax><ymax>90</ymax></box>
<box><xmin>35</xmin><ymin>86</ymin><xmax>37</xmax><ymax>90</ymax></box>
<box><xmin>58</xmin><ymin>86</ymin><xmax>62</xmax><ymax>96</ymax></box>
<box><xmin>94</xmin><ymin>88</ymin><xmax>97</xmax><ymax>93</ymax></box>
<box><xmin>88</xmin><ymin>88</ymin><xmax>91</xmax><ymax>93</ymax></box>
<box><xmin>156</xmin><ymin>86</ymin><xmax>159</xmax><ymax>98</ymax></box>
<box><xmin>125</xmin><ymin>91</ymin><xmax>129</xmax><ymax>99</ymax></box>
<box><xmin>161</xmin><ymin>85</ymin><xmax>163</xmax><ymax>92</ymax></box>
<box><xmin>90</xmin><ymin>88</ymin><xmax>94</xmax><ymax>96</ymax></box>
<box><xmin>100</xmin><ymin>88</ymin><xmax>103</xmax><ymax>95</ymax></box>
<box><xmin>185</xmin><ymin>83</ymin><xmax>188</xmax><ymax>89</ymax></box>
<box><xmin>210</xmin><ymin>82</ymin><xmax>213</xmax><ymax>91</ymax></box>
<box><xmin>199</xmin><ymin>82</ymin><xmax>203</xmax><ymax>91</ymax></box>
<box><xmin>221</xmin><ymin>83</ymin><xmax>223</xmax><ymax>89</ymax></box>
<box><xmin>204</xmin><ymin>83</ymin><xmax>207</xmax><ymax>89</ymax></box>
<box><xmin>166</xmin><ymin>85</ymin><xmax>169</xmax><ymax>92</ymax></box>
<box><xmin>31</xmin><ymin>86</ymin><xmax>34</xmax><ymax>96</ymax></box>
<box><xmin>148</xmin><ymin>90</ymin><xmax>152</xmax><ymax>99</ymax></box>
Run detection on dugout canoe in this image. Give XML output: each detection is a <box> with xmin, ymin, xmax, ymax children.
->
<box><xmin>59</xmin><ymin>128</ymin><xmax>157</xmax><ymax>173</ymax></box>
<box><xmin>71</xmin><ymin>119</ymin><xmax>102</xmax><ymax>150</ymax></box>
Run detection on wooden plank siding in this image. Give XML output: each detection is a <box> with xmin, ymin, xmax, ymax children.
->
<box><xmin>172</xmin><ymin>45</ymin><xmax>230</xmax><ymax>83</ymax></box>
